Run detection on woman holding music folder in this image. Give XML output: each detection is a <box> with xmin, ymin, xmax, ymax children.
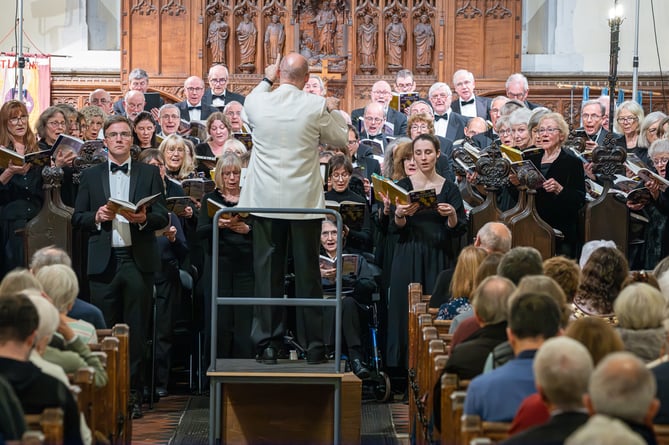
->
<box><xmin>525</xmin><ymin>112</ymin><xmax>585</xmax><ymax>258</ymax></box>
<box><xmin>197</xmin><ymin>152</ymin><xmax>254</xmax><ymax>360</ymax></box>
<box><xmin>0</xmin><ymin>100</ymin><xmax>44</xmax><ymax>276</ymax></box>
<box><xmin>385</xmin><ymin>133</ymin><xmax>466</xmax><ymax>374</ymax></box>
<box><xmin>194</xmin><ymin>111</ymin><xmax>232</xmax><ymax>173</ymax></box>
<box><xmin>159</xmin><ymin>134</ymin><xmax>198</xmax><ymax>181</ymax></box>
<box><xmin>325</xmin><ymin>153</ymin><xmax>373</xmax><ymax>254</ymax></box>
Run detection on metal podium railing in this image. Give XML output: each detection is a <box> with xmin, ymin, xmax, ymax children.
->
<box><xmin>208</xmin><ymin>208</ymin><xmax>345</xmax><ymax>445</ymax></box>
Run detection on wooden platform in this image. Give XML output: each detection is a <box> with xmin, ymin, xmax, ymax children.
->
<box><xmin>208</xmin><ymin>359</ymin><xmax>361</xmax><ymax>445</ymax></box>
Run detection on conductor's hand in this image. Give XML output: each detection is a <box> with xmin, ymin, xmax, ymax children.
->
<box><xmin>265</xmin><ymin>54</ymin><xmax>280</xmax><ymax>83</ymax></box>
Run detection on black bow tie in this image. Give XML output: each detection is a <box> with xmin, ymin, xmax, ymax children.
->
<box><xmin>211</xmin><ymin>94</ymin><xmax>225</xmax><ymax>101</ymax></box>
<box><xmin>461</xmin><ymin>98</ymin><xmax>475</xmax><ymax>106</ymax></box>
<box><xmin>188</xmin><ymin>106</ymin><xmax>201</xmax><ymax>111</ymax></box>
<box><xmin>110</xmin><ymin>162</ymin><xmax>129</xmax><ymax>174</ymax></box>
<box><xmin>434</xmin><ymin>113</ymin><xmax>448</xmax><ymax>122</ymax></box>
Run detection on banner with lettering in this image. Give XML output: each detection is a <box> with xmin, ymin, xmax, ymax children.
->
<box><xmin>0</xmin><ymin>55</ymin><xmax>51</xmax><ymax>125</ymax></box>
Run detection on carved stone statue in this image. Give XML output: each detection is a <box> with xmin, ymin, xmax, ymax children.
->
<box><xmin>357</xmin><ymin>15</ymin><xmax>377</xmax><ymax>73</ymax></box>
<box><xmin>385</xmin><ymin>14</ymin><xmax>406</xmax><ymax>70</ymax></box>
<box><xmin>264</xmin><ymin>14</ymin><xmax>285</xmax><ymax>66</ymax></box>
<box><xmin>237</xmin><ymin>13</ymin><xmax>257</xmax><ymax>71</ymax></box>
<box><xmin>207</xmin><ymin>13</ymin><xmax>229</xmax><ymax>64</ymax></box>
<box><xmin>414</xmin><ymin>14</ymin><xmax>434</xmax><ymax>73</ymax></box>
<box><xmin>309</xmin><ymin>1</ymin><xmax>337</xmax><ymax>56</ymax></box>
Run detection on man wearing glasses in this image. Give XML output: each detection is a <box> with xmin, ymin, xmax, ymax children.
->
<box><xmin>112</xmin><ymin>68</ymin><xmax>164</xmax><ymax>117</ymax></box>
<box><xmin>176</xmin><ymin>76</ymin><xmax>217</xmax><ymax>122</ymax></box>
<box><xmin>578</xmin><ymin>100</ymin><xmax>611</xmax><ymax>149</ymax></box>
<box><xmin>350</xmin><ymin>80</ymin><xmax>407</xmax><ymax>136</ymax></box>
<box><xmin>202</xmin><ymin>64</ymin><xmax>245</xmax><ymax>112</ymax></box>
<box><xmin>505</xmin><ymin>73</ymin><xmax>542</xmax><ymax>110</ymax></box>
<box><xmin>73</xmin><ymin>115</ymin><xmax>168</xmax><ymax>419</ymax></box>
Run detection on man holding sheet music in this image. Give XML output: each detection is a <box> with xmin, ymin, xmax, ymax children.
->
<box><xmin>239</xmin><ymin>53</ymin><xmax>348</xmax><ymax>365</ymax></box>
<box><xmin>72</xmin><ymin>115</ymin><xmax>168</xmax><ymax>418</ymax></box>
<box><xmin>351</xmin><ymin>80</ymin><xmax>408</xmax><ymax>136</ymax></box>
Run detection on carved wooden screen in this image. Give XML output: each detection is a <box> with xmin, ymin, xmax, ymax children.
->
<box><xmin>120</xmin><ymin>0</ymin><xmax>521</xmax><ymax>109</ymax></box>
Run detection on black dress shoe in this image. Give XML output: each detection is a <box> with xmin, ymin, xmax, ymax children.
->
<box><xmin>156</xmin><ymin>387</ymin><xmax>168</xmax><ymax>398</ymax></box>
<box><xmin>131</xmin><ymin>402</ymin><xmax>144</xmax><ymax>419</ymax></box>
<box><xmin>306</xmin><ymin>351</ymin><xmax>327</xmax><ymax>365</ymax></box>
<box><xmin>350</xmin><ymin>359</ymin><xmax>371</xmax><ymax>380</ymax></box>
<box><xmin>256</xmin><ymin>346</ymin><xmax>278</xmax><ymax>364</ymax></box>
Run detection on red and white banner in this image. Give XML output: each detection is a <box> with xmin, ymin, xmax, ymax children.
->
<box><xmin>0</xmin><ymin>55</ymin><xmax>51</xmax><ymax>125</ymax></box>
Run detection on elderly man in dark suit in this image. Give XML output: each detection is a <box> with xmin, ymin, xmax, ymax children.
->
<box><xmin>202</xmin><ymin>64</ymin><xmax>246</xmax><ymax>111</ymax></box>
<box><xmin>428</xmin><ymin>82</ymin><xmax>468</xmax><ymax>143</ymax></box>
<box><xmin>506</xmin><ymin>73</ymin><xmax>542</xmax><ymax>110</ymax></box>
<box><xmin>239</xmin><ymin>53</ymin><xmax>348</xmax><ymax>365</ymax></box>
<box><xmin>578</xmin><ymin>99</ymin><xmax>611</xmax><ymax>148</ymax></box>
<box><xmin>72</xmin><ymin>115</ymin><xmax>168</xmax><ymax>418</ymax></box>
<box><xmin>451</xmin><ymin>69</ymin><xmax>492</xmax><ymax>120</ymax></box>
<box><xmin>351</xmin><ymin>80</ymin><xmax>408</xmax><ymax>136</ymax></box>
<box><xmin>176</xmin><ymin>76</ymin><xmax>217</xmax><ymax>122</ymax></box>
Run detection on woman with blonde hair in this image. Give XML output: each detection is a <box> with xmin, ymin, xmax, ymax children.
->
<box><xmin>436</xmin><ymin>246</ymin><xmax>487</xmax><ymax>319</ymax></box>
<box><xmin>159</xmin><ymin>134</ymin><xmax>197</xmax><ymax>180</ymax></box>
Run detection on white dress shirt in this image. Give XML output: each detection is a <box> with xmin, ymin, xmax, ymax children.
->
<box><xmin>109</xmin><ymin>159</ymin><xmax>132</xmax><ymax>247</ymax></box>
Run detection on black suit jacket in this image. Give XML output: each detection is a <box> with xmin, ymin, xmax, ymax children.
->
<box><xmin>112</xmin><ymin>93</ymin><xmax>165</xmax><ymax>116</ymax></box>
<box><xmin>451</xmin><ymin>95</ymin><xmax>492</xmax><ymax>121</ymax></box>
<box><xmin>201</xmin><ymin>88</ymin><xmax>246</xmax><ymax>111</ymax></box>
<box><xmin>443</xmin><ymin>111</ymin><xmax>469</xmax><ymax>143</ymax></box>
<box><xmin>351</xmin><ymin>106</ymin><xmax>408</xmax><ymax>137</ymax></box>
<box><xmin>175</xmin><ymin>101</ymin><xmax>218</xmax><ymax>122</ymax></box>
<box><xmin>353</xmin><ymin>144</ymin><xmax>382</xmax><ymax>181</ymax></box>
<box><xmin>72</xmin><ymin>161</ymin><xmax>169</xmax><ymax>276</ymax></box>
<box><xmin>525</xmin><ymin>100</ymin><xmax>543</xmax><ymax>110</ymax></box>
<box><xmin>499</xmin><ymin>411</ymin><xmax>590</xmax><ymax>445</ymax></box>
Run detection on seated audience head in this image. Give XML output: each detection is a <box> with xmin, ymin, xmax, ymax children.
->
<box><xmin>450</xmin><ymin>246</ymin><xmax>488</xmax><ymax>301</ymax></box>
<box><xmin>158</xmin><ymin>104</ymin><xmax>181</xmax><ymax>136</ymax></box>
<box><xmin>565</xmin><ymin>415</ymin><xmax>646</xmax><ymax>445</ymax></box>
<box><xmin>543</xmin><ymin>256</ymin><xmax>580</xmax><ymax>302</ymax></box>
<box><xmin>474</xmin><ymin>252</ymin><xmax>504</xmax><ymax>287</ymax></box>
<box><xmin>575</xmin><ymin>246</ymin><xmax>629</xmax><ymax>315</ymax></box>
<box><xmin>133</xmin><ymin>111</ymin><xmax>158</xmax><ymax>149</ymax></box>
<box><xmin>128</xmin><ymin>68</ymin><xmax>150</xmax><ymax>93</ymax></box>
<box><xmin>30</xmin><ymin>245</ymin><xmax>72</xmax><ymax>273</ymax></box>
<box><xmin>472</xmin><ymin>275</ymin><xmax>516</xmax><ymax>326</ymax></box>
<box><xmin>533</xmin><ymin>336</ymin><xmax>593</xmax><ymax>411</ymax></box>
<box><xmin>0</xmin><ymin>292</ymin><xmax>39</xmax><ymax>350</ymax></box>
<box><xmin>497</xmin><ymin>246</ymin><xmax>543</xmax><ymax>285</ymax></box>
<box><xmin>89</xmin><ymin>88</ymin><xmax>113</xmax><ymax>115</ymax></box>
<box><xmin>25</xmin><ymin>290</ymin><xmax>59</xmax><ymax>354</ymax></box>
<box><xmin>507</xmin><ymin>292</ymin><xmax>561</xmax><ymax>353</ymax></box>
<box><xmin>35</xmin><ymin>264</ymin><xmax>79</xmax><ymax>314</ymax></box>
<box><xmin>304</xmin><ymin>74</ymin><xmax>326</xmax><ymax>96</ymax></box>
<box><xmin>475</xmin><ymin>222</ymin><xmax>512</xmax><ymax>254</ymax></box>
<box><xmin>614</xmin><ymin>283</ymin><xmax>666</xmax><ymax>330</ymax></box>
<box><xmin>515</xmin><ymin>275</ymin><xmax>570</xmax><ymax>327</ymax></box>
<box><xmin>223</xmin><ymin>101</ymin><xmax>247</xmax><ymax>133</ymax></box>
<box><xmin>0</xmin><ymin>269</ymin><xmax>43</xmax><ymax>295</ymax></box>
<box><xmin>584</xmin><ymin>352</ymin><xmax>659</xmax><ymax>425</ymax></box>
<box><xmin>579</xmin><ymin>239</ymin><xmax>617</xmax><ymax>269</ymax></box>
<box><xmin>565</xmin><ymin>317</ymin><xmax>624</xmax><ymax>365</ymax></box>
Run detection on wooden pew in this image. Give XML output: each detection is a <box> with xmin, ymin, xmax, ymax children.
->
<box><xmin>72</xmin><ymin>367</ymin><xmax>96</xmax><ymax>436</ymax></box>
<box><xmin>96</xmin><ymin>336</ymin><xmax>119</xmax><ymax>444</ymax></box>
<box><xmin>440</xmin><ymin>373</ymin><xmax>464</xmax><ymax>445</ymax></box>
<box><xmin>112</xmin><ymin>324</ymin><xmax>132</xmax><ymax>445</ymax></box>
<box><xmin>460</xmin><ymin>414</ymin><xmax>510</xmax><ymax>445</ymax></box>
<box><xmin>656</xmin><ymin>424</ymin><xmax>669</xmax><ymax>445</ymax></box>
<box><xmin>24</xmin><ymin>407</ymin><xmax>64</xmax><ymax>445</ymax></box>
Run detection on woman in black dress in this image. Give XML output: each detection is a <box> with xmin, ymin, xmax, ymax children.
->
<box><xmin>194</xmin><ymin>112</ymin><xmax>232</xmax><ymax>169</ymax></box>
<box><xmin>385</xmin><ymin>134</ymin><xmax>466</xmax><ymax>369</ymax></box>
<box><xmin>197</xmin><ymin>152</ymin><xmax>254</xmax><ymax>359</ymax></box>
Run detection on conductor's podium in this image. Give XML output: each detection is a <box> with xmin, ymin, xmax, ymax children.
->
<box><xmin>208</xmin><ymin>358</ymin><xmax>361</xmax><ymax>444</ymax></box>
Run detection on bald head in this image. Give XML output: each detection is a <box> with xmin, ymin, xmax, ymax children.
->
<box><xmin>475</xmin><ymin>222</ymin><xmax>512</xmax><ymax>253</ymax></box>
<box><xmin>465</xmin><ymin>117</ymin><xmax>488</xmax><ymax>137</ymax></box>
<box><xmin>280</xmin><ymin>53</ymin><xmax>309</xmax><ymax>88</ymax></box>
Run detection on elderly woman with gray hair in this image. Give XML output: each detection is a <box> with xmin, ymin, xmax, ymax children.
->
<box><xmin>614</xmin><ymin>282</ymin><xmax>668</xmax><ymax>363</ymax></box>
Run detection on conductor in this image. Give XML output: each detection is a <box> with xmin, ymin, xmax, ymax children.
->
<box><xmin>239</xmin><ymin>53</ymin><xmax>348</xmax><ymax>364</ymax></box>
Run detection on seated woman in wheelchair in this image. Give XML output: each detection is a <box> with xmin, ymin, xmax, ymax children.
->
<box><xmin>320</xmin><ymin>218</ymin><xmax>380</xmax><ymax>379</ymax></box>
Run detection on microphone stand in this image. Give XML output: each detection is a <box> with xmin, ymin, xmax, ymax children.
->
<box><xmin>607</xmin><ymin>3</ymin><xmax>624</xmax><ymax>131</ymax></box>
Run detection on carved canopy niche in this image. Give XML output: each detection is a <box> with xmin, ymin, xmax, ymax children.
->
<box><xmin>119</xmin><ymin>0</ymin><xmax>521</xmax><ymax>110</ymax></box>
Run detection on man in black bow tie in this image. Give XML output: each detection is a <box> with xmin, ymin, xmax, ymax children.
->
<box><xmin>428</xmin><ymin>81</ymin><xmax>468</xmax><ymax>143</ymax></box>
<box><xmin>578</xmin><ymin>100</ymin><xmax>610</xmax><ymax>148</ymax></box>
<box><xmin>451</xmin><ymin>69</ymin><xmax>491</xmax><ymax>120</ymax></box>
<box><xmin>201</xmin><ymin>64</ymin><xmax>245</xmax><ymax>112</ymax></box>
<box><xmin>176</xmin><ymin>76</ymin><xmax>217</xmax><ymax>122</ymax></box>
<box><xmin>73</xmin><ymin>115</ymin><xmax>168</xmax><ymax>418</ymax></box>
<box><xmin>350</xmin><ymin>80</ymin><xmax>408</xmax><ymax>136</ymax></box>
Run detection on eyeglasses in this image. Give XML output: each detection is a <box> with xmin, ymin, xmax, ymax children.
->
<box><xmin>537</xmin><ymin>127</ymin><xmax>560</xmax><ymax>135</ymax></box>
<box><xmin>498</xmin><ymin>129</ymin><xmax>512</xmax><ymax>135</ymax></box>
<box><xmin>364</xmin><ymin>117</ymin><xmax>384</xmax><ymax>124</ymax></box>
<box><xmin>652</xmin><ymin>157</ymin><xmax>669</xmax><ymax>166</ymax></box>
<box><xmin>166</xmin><ymin>147</ymin><xmax>185</xmax><ymax>153</ymax></box>
<box><xmin>617</xmin><ymin>116</ymin><xmax>638</xmax><ymax>124</ymax></box>
<box><xmin>454</xmin><ymin>80</ymin><xmax>472</xmax><ymax>88</ymax></box>
<box><xmin>222</xmin><ymin>170</ymin><xmax>240</xmax><ymax>176</ymax></box>
<box><xmin>411</xmin><ymin>124</ymin><xmax>429</xmax><ymax>131</ymax></box>
<box><xmin>332</xmin><ymin>173</ymin><xmax>350</xmax><ymax>181</ymax></box>
<box><xmin>430</xmin><ymin>93</ymin><xmax>450</xmax><ymax>99</ymax></box>
<box><xmin>161</xmin><ymin>114</ymin><xmax>180</xmax><ymax>120</ymax></box>
<box><xmin>186</xmin><ymin>87</ymin><xmax>204</xmax><ymax>92</ymax></box>
<box><xmin>91</xmin><ymin>98</ymin><xmax>110</xmax><ymax>105</ymax></box>
<box><xmin>506</xmin><ymin>92</ymin><xmax>526</xmax><ymax>99</ymax></box>
<box><xmin>490</xmin><ymin>108</ymin><xmax>501</xmax><ymax>115</ymax></box>
<box><xmin>396</xmin><ymin>82</ymin><xmax>413</xmax><ymax>89</ymax></box>
<box><xmin>511</xmin><ymin>127</ymin><xmax>528</xmax><ymax>134</ymax></box>
<box><xmin>107</xmin><ymin>131</ymin><xmax>133</xmax><ymax>138</ymax></box>
<box><xmin>321</xmin><ymin>230</ymin><xmax>337</xmax><ymax>238</ymax></box>
<box><xmin>47</xmin><ymin>120</ymin><xmax>66</xmax><ymax>128</ymax></box>
<box><xmin>9</xmin><ymin>115</ymin><xmax>28</xmax><ymax>125</ymax></box>
<box><xmin>582</xmin><ymin>113</ymin><xmax>602</xmax><ymax>121</ymax></box>
<box><xmin>209</xmin><ymin>78</ymin><xmax>228</xmax><ymax>84</ymax></box>
<box><xmin>225</xmin><ymin>111</ymin><xmax>242</xmax><ymax>116</ymax></box>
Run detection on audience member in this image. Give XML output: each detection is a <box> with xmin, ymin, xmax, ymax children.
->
<box><xmin>497</xmin><ymin>246</ymin><xmax>543</xmax><ymax>285</ymax></box>
<box><xmin>542</xmin><ymin>255</ymin><xmax>580</xmax><ymax>302</ymax></box>
<box><xmin>435</xmin><ymin>246</ymin><xmax>487</xmax><ymax>319</ymax></box>
<box><xmin>565</xmin><ymin>415</ymin><xmax>646</xmax><ymax>445</ymax></box>
<box><xmin>505</xmin><ymin>73</ymin><xmax>541</xmax><ymax>109</ymax></box>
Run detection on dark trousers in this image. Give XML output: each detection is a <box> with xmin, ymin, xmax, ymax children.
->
<box><xmin>251</xmin><ymin>217</ymin><xmax>324</xmax><ymax>355</ymax></box>
<box><xmin>323</xmin><ymin>296</ymin><xmax>364</xmax><ymax>360</ymax></box>
<box><xmin>154</xmin><ymin>271</ymin><xmax>180</xmax><ymax>388</ymax></box>
<box><xmin>89</xmin><ymin>248</ymin><xmax>153</xmax><ymax>392</ymax></box>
